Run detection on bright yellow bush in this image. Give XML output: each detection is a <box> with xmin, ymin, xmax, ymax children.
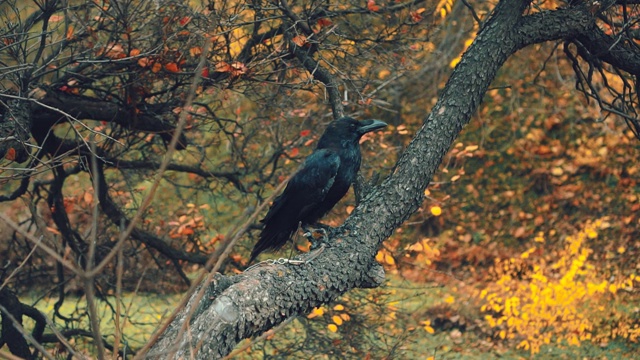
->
<box><xmin>479</xmin><ymin>219</ymin><xmax>638</xmax><ymax>354</ymax></box>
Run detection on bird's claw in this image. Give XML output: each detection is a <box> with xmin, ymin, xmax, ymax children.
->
<box><xmin>302</xmin><ymin>226</ymin><xmax>332</xmax><ymax>251</ymax></box>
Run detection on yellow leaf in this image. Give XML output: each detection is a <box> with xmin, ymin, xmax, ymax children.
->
<box><xmin>444</xmin><ymin>295</ymin><xmax>454</xmax><ymax>304</ymax></box>
<box><xmin>307</xmin><ymin>307</ymin><xmax>324</xmax><ymax>319</ymax></box>
<box><xmin>551</xmin><ymin>167</ymin><xmax>564</xmax><ymax>176</ymax></box>
<box><xmin>449</xmin><ymin>56</ymin><xmax>461</xmax><ymax>68</ymax></box>
<box><xmin>375</xmin><ymin>251</ymin><xmax>384</xmax><ymax>263</ymax></box>
<box><xmin>327</xmin><ymin>324</ymin><xmax>338</xmax><ymax>333</ymax></box>
<box><xmin>384</xmin><ymin>253</ymin><xmax>395</xmax><ymax>265</ymax></box>
<box><xmin>430</xmin><ymin>206</ymin><xmax>442</xmax><ymax>216</ymax></box>
<box><xmin>424</xmin><ymin>325</ymin><xmax>435</xmax><ymax>334</ymax></box>
<box><xmin>499</xmin><ymin>330</ymin><xmax>506</xmax><ymax>339</ymax></box>
<box><xmin>333</xmin><ymin>304</ymin><xmax>344</xmax><ymax>311</ymax></box>
<box><xmin>332</xmin><ymin>315</ymin><xmax>343</xmax><ymax>325</ymax></box>
<box><xmin>618</xmin><ymin>246</ymin><xmax>626</xmax><ymax>254</ymax></box>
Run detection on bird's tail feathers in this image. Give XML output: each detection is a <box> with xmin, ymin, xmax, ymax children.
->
<box><xmin>249</xmin><ymin>221</ymin><xmax>297</xmax><ymax>263</ymax></box>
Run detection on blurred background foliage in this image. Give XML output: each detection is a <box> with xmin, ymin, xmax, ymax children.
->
<box><xmin>1</xmin><ymin>0</ymin><xmax>639</xmax><ymax>358</ymax></box>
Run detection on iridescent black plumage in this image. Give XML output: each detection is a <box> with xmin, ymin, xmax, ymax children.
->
<box><xmin>250</xmin><ymin>117</ymin><xmax>387</xmax><ymax>262</ymax></box>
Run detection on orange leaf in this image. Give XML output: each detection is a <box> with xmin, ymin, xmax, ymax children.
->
<box><xmin>367</xmin><ymin>0</ymin><xmax>380</xmax><ymax>12</ymax></box>
<box><xmin>66</xmin><ymin>26</ymin><xmax>74</xmax><ymax>41</ymax></box>
<box><xmin>215</xmin><ymin>61</ymin><xmax>232</xmax><ymax>72</ymax></box>
<box><xmin>229</xmin><ymin>61</ymin><xmax>248</xmax><ymax>76</ymax></box>
<box><xmin>290</xmin><ymin>147</ymin><xmax>299</xmax><ymax>157</ymax></box>
<box><xmin>292</xmin><ymin>35</ymin><xmax>308</xmax><ymax>47</ymax></box>
<box><xmin>130</xmin><ymin>48</ymin><xmax>141</xmax><ymax>56</ymax></box>
<box><xmin>5</xmin><ymin>148</ymin><xmax>16</xmax><ymax>161</ymax></box>
<box><xmin>151</xmin><ymin>62</ymin><xmax>162</xmax><ymax>73</ymax></box>
<box><xmin>165</xmin><ymin>62</ymin><xmax>179</xmax><ymax>73</ymax></box>
<box><xmin>189</xmin><ymin>46</ymin><xmax>202</xmax><ymax>57</ymax></box>
<box><xmin>138</xmin><ymin>57</ymin><xmax>151</xmax><ymax>67</ymax></box>
<box><xmin>179</xmin><ymin>16</ymin><xmax>191</xmax><ymax>26</ymax></box>
<box><xmin>384</xmin><ymin>253</ymin><xmax>395</xmax><ymax>265</ymax></box>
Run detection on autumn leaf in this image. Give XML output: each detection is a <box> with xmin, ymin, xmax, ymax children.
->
<box><xmin>216</xmin><ymin>61</ymin><xmax>248</xmax><ymax>77</ymax></box>
<box><xmin>189</xmin><ymin>46</ymin><xmax>202</xmax><ymax>57</ymax></box>
<box><xmin>410</xmin><ymin>10</ymin><xmax>423</xmax><ymax>23</ymax></box>
<box><xmin>384</xmin><ymin>253</ymin><xmax>395</xmax><ymax>265</ymax></box>
<box><xmin>292</xmin><ymin>35</ymin><xmax>308</xmax><ymax>47</ymax></box>
<box><xmin>300</xmin><ymin>129</ymin><xmax>311</xmax><ymax>137</ymax></box>
<box><xmin>5</xmin><ymin>148</ymin><xmax>16</xmax><ymax>161</ymax></box>
<box><xmin>367</xmin><ymin>0</ymin><xmax>380</xmax><ymax>12</ymax></box>
<box><xmin>430</xmin><ymin>206</ymin><xmax>442</xmax><ymax>216</ymax></box>
<box><xmin>151</xmin><ymin>62</ymin><xmax>162</xmax><ymax>73</ymax></box>
<box><xmin>130</xmin><ymin>48</ymin><xmax>141</xmax><ymax>56</ymax></box>
<box><xmin>138</xmin><ymin>57</ymin><xmax>151</xmax><ymax>67</ymax></box>
<box><xmin>165</xmin><ymin>62</ymin><xmax>179</xmax><ymax>73</ymax></box>
<box><xmin>66</xmin><ymin>26</ymin><xmax>75</xmax><ymax>41</ymax></box>
<box><xmin>179</xmin><ymin>16</ymin><xmax>191</xmax><ymax>26</ymax></box>
<box><xmin>289</xmin><ymin>147</ymin><xmax>299</xmax><ymax>157</ymax></box>
<box><xmin>317</xmin><ymin>18</ymin><xmax>332</xmax><ymax>27</ymax></box>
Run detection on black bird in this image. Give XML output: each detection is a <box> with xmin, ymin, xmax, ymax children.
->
<box><xmin>250</xmin><ymin>117</ymin><xmax>387</xmax><ymax>262</ymax></box>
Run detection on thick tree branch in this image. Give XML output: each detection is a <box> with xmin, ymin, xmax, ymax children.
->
<box><xmin>31</xmin><ymin>90</ymin><xmax>188</xmax><ymax>149</ymax></box>
<box><xmin>94</xmin><ymin>162</ymin><xmax>209</xmax><ymax>264</ymax></box>
<box><xmin>146</xmin><ymin>1</ymin><xmax>539</xmax><ymax>358</ymax></box>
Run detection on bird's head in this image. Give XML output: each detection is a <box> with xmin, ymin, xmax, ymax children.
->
<box><xmin>318</xmin><ymin>117</ymin><xmax>387</xmax><ymax>148</ymax></box>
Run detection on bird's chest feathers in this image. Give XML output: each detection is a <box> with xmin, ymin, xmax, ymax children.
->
<box><xmin>335</xmin><ymin>148</ymin><xmax>361</xmax><ymax>187</ymax></box>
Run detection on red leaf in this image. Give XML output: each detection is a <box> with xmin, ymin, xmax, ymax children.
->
<box><xmin>201</xmin><ymin>67</ymin><xmax>209</xmax><ymax>78</ymax></box>
<box><xmin>5</xmin><ymin>148</ymin><xmax>16</xmax><ymax>161</ymax></box>
<box><xmin>179</xmin><ymin>16</ymin><xmax>191</xmax><ymax>26</ymax></box>
<box><xmin>290</xmin><ymin>147</ymin><xmax>299</xmax><ymax>157</ymax></box>
<box><xmin>367</xmin><ymin>0</ymin><xmax>380</xmax><ymax>12</ymax></box>
<box><xmin>300</xmin><ymin>129</ymin><xmax>311</xmax><ymax>137</ymax></box>
<box><xmin>165</xmin><ymin>62</ymin><xmax>179</xmax><ymax>73</ymax></box>
<box><xmin>317</xmin><ymin>18</ymin><xmax>332</xmax><ymax>27</ymax></box>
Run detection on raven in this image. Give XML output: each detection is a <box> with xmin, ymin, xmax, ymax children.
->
<box><xmin>250</xmin><ymin>117</ymin><xmax>387</xmax><ymax>262</ymax></box>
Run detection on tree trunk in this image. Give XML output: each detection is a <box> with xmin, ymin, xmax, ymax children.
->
<box><xmin>144</xmin><ymin>1</ymin><xmax>616</xmax><ymax>358</ymax></box>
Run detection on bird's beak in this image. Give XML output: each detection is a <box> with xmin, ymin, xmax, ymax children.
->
<box><xmin>357</xmin><ymin>119</ymin><xmax>387</xmax><ymax>135</ymax></box>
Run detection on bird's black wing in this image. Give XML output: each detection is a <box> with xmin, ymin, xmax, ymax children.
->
<box><xmin>250</xmin><ymin>149</ymin><xmax>340</xmax><ymax>262</ymax></box>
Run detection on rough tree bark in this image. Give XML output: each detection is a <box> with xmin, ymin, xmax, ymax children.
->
<box><xmin>144</xmin><ymin>1</ymin><xmax>638</xmax><ymax>358</ymax></box>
